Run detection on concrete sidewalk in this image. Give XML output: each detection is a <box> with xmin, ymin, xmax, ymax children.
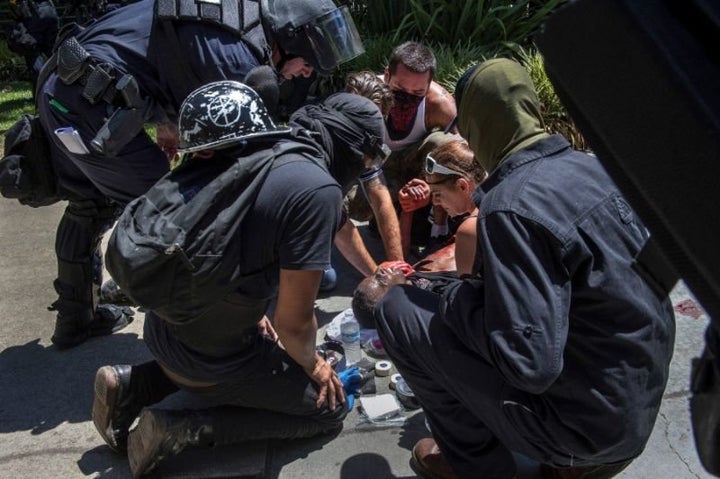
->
<box><xmin>0</xmin><ymin>198</ymin><xmax>714</xmax><ymax>479</ymax></box>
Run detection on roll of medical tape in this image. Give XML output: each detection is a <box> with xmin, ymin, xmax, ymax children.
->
<box><xmin>375</xmin><ymin>360</ymin><xmax>392</xmax><ymax>377</ymax></box>
<box><xmin>395</xmin><ymin>377</ymin><xmax>421</xmax><ymax>410</ymax></box>
<box><xmin>389</xmin><ymin>373</ymin><xmax>402</xmax><ymax>390</ymax></box>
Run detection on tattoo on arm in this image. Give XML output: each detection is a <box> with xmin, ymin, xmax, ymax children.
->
<box><xmin>363</xmin><ymin>176</ymin><xmax>386</xmax><ymax>191</ymax></box>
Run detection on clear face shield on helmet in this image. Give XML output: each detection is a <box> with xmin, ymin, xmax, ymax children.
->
<box><xmin>301</xmin><ymin>5</ymin><xmax>365</xmax><ymax>76</ymax></box>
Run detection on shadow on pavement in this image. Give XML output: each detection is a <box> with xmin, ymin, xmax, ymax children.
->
<box><xmin>339</xmin><ymin>453</ymin><xmax>416</xmax><ymax>479</ymax></box>
<box><xmin>264</xmin><ymin>428</ymin><xmax>344</xmax><ymax>479</ymax></box>
<box><xmin>78</xmin><ymin>445</ymin><xmax>131</xmax><ymax>479</ymax></box>
<box><xmin>397</xmin><ymin>412</ymin><xmax>430</xmax><ymax>452</ymax></box>
<box><xmin>0</xmin><ymin>329</ymin><xmax>151</xmax><ymax>435</ymax></box>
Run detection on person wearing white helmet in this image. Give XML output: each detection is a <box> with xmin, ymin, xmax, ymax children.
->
<box><xmin>90</xmin><ymin>81</ymin><xmax>389</xmax><ymax>477</ymax></box>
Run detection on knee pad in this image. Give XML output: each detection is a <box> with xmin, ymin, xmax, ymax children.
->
<box><xmin>54</xmin><ymin>199</ymin><xmax>119</xmax><ymax>307</ymax></box>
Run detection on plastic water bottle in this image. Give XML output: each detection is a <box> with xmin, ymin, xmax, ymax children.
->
<box><xmin>340</xmin><ymin>309</ymin><xmax>362</xmax><ymax>365</ymax></box>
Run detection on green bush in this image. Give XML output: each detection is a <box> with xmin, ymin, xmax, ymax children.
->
<box><xmin>519</xmin><ymin>48</ymin><xmax>587</xmax><ymax>151</ymax></box>
<box><xmin>333</xmin><ymin>2</ymin><xmax>586</xmax><ymax>150</ymax></box>
<box><xmin>318</xmin><ymin>33</ymin><xmax>496</xmax><ymax>96</ymax></box>
<box><xmin>349</xmin><ymin>0</ymin><xmax>567</xmax><ymax>54</ymax></box>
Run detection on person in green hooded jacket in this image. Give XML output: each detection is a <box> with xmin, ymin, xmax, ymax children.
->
<box><xmin>372</xmin><ymin>58</ymin><xmax>675</xmax><ymax>479</ymax></box>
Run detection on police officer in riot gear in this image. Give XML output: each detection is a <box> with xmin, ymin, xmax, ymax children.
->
<box><xmin>29</xmin><ymin>0</ymin><xmax>365</xmax><ymax>349</ymax></box>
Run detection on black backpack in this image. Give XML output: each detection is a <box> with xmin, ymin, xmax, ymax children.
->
<box><xmin>105</xmin><ymin>139</ymin><xmax>322</xmax><ymax>323</ymax></box>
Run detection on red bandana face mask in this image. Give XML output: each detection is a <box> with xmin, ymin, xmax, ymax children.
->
<box><xmin>387</xmin><ymin>90</ymin><xmax>424</xmax><ymax>139</ymax></box>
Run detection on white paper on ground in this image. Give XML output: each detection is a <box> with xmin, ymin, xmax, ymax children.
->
<box><xmin>359</xmin><ymin>394</ymin><xmax>402</xmax><ymax>421</ymax></box>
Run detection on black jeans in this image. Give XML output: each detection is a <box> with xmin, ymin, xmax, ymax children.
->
<box><xmin>179</xmin><ymin>336</ymin><xmax>348</xmax><ymax>443</ymax></box>
<box><xmin>144</xmin><ymin>311</ymin><xmax>347</xmax><ymax>444</ymax></box>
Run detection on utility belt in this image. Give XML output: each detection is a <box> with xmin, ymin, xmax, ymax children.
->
<box><xmin>41</xmin><ymin>35</ymin><xmax>150</xmax><ymax>157</ymax></box>
<box><xmin>52</xmin><ymin>36</ymin><xmax>124</xmax><ymax>105</ymax></box>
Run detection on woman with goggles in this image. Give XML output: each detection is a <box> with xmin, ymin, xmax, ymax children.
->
<box><xmin>398</xmin><ymin>139</ymin><xmax>486</xmax><ymax>276</ymax></box>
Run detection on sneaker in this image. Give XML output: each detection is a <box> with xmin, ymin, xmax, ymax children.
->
<box><xmin>127</xmin><ymin>408</ymin><xmax>209</xmax><ymax>478</ymax></box>
<box><xmin>99</xmin><ymin>279</ymin><xmax>136</xmax><ymax>306</ymax></box>
<box><xmin>319</xmin><ymin>267</ymin><xmax>338</xmax><ymax>292</ymax></box>
<box><xmin>90</xmin><ymin>304</ymin><xmax>135</xmax><ymax>336</ymax></box>
<box><xmin>92</xmin><ymin>365</ymin><xmax>139</xmax><ymax>453</ymax></box>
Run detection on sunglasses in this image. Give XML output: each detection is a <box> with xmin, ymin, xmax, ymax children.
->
<box><xmin>425</xmin><ymin>154</ymin><xmax>464</xmax><ymax>177</ymax></box>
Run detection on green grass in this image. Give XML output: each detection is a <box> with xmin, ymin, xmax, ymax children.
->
<box><xmin>0</xmin><ymin>81</ymin><xmax>33</xmax><ymax>135</ymax></box>
<box><xmin>0</xmin><ymin>80</ymin><xmax>158</xmax><ymax>154</ymax></box>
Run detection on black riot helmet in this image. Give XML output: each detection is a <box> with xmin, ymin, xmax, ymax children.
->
<box><xmin>263</xmin><ymin>0</ymin><xmax>365</xmax><ymax>76</ymax></box>
<box><xmin>177</xmin><ymin>81</ymin><xmax>290</xmax><ymax>154</ymax></box>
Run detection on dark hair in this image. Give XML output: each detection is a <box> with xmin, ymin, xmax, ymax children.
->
<box><xmin>388</xmin><ymin>41</ymin><xmax>436</xmax><ymax>78</ymax></box>
<box><xmin>345</xmin><ymin>70</ymin><xmax>394</xmax><ymax>118</ymax></box>
<box><xmin>351</xmin><ymin>277</ymin><xmax>386</xmax><ymax>329</ymax></box>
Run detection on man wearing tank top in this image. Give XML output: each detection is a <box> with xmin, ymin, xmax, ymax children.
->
<box><xmin>381</xmin><ymin>41</ymin><xmax>460</xmax><ymax>251</ymax></box>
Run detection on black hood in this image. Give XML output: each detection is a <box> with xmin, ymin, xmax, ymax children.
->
<box><xmin>289</xmin><ymin>92</ymin><xmax>386</xmax><ymax>193</ymax></box>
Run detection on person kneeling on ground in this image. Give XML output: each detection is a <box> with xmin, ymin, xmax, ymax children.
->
<box><xmin>343</xmin><ymin>70</ymin><xmax>404</xmax><ymax>263</ymax></box>
<box><xmin>373</xmin><ymin>58</ymin><xmax>676</xmax><ymax>479</ymax></box>
<box><xmin>91</xmin><ymin>83</ymin><xmax>391</xmax><ymax>478</ymax></box>
<box><xmin>398</xmin><ymin>139</ymin><xmax>486</xmax><ymax>272</ymax></box>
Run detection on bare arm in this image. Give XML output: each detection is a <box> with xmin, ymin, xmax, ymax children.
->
<box><xmin>400</xmin><ymin>210</ymin><xmax>414</xmax><ymax>259</ymax></box>
<box><xmin>274</xmin><ymin>268</ymin><xmax>345</xmax><ymax>409</ymax></box>
<box><xmin>454</xmin><ymin>215</ymin><xmax>478</xmax><ymax>276</ymax></box>
<box><xmin>363</xmin><ymin>174</ymin><xmax>403</xmax><ymax>261</ymax></box>
<box><xmin>334</xmin><ymin>219</ymin><xmax>378</xmax><ymax>277</ymax></box>
<box><xmin>426</xmin><ymin>81</ymin><xmax>458</xmax><ymax>133</ymax></box>
<box><xmin>398</xmin><ymin>178</ymin><xmax>432</xmax><ymax>258</ymax></box>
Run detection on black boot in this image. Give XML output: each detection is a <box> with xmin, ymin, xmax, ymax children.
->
<box><xmin>93</xmin><ymin>365</ymin><xmax>137</xmax><ymax>453</ymax></box>
<box><xmin>92</xmin><ymin>361</ymin><xmax>180</xmax><ymax>454</ymax></box>
<box><xmin>51</xmin><ymin>199</ymin><xmax>125</xmax><ymax>349</ymax></box>
<box><xmin>50</xmin><ymin>297</ymin><xmax>135</xmax><ymax>349</ymax></box>
<box><xmin>128</xmin><ymin>408</ymin><xmax>213</xmax><ymax>478</ymax></box>
<box><xmin>127</xmin><ymin>403</ymin><xmax>346</xmax><ymax>477</ymax></box>
<box><xmin>50</xmin><ymin>294</ymin><xmax>94</xmax><ymax>349</ymax></box>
